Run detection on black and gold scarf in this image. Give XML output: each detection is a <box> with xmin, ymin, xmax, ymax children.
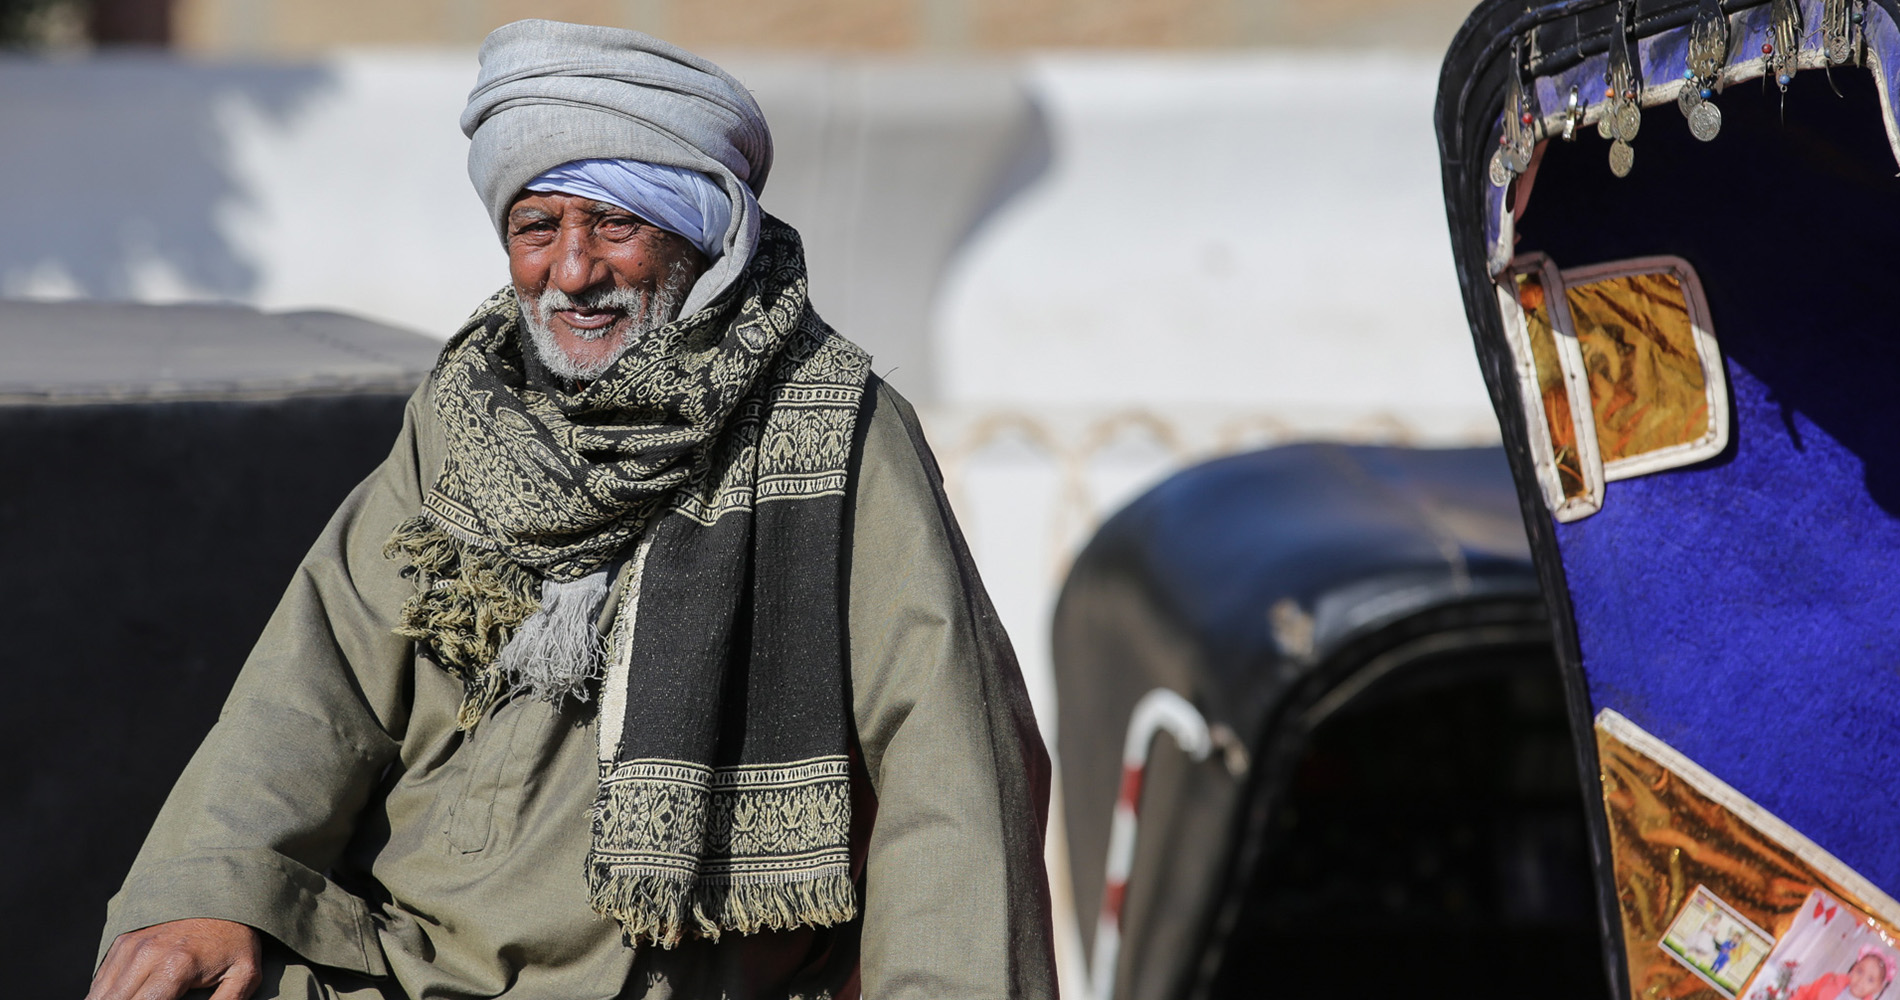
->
<box><xmin>385</xmin><ymin>217</ymin><xmax>871</xmax><ymax>946</ymax></box>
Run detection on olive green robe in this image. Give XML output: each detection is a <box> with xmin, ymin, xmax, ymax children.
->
<box><xmin>98</xmin><ymin>378</ymin><xmax>1057</xmax><ymax>1000</ymax></box>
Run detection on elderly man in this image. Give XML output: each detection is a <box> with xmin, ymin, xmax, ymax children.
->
<box><xmin>85</xmin><ymin>20</ymin><xmax>1055</xmax><ymax>1000</ymax></box>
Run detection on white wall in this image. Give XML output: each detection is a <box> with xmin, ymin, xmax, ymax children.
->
<box><xmin>933</xmin><ymin>50</ymin><xmax>1495</xmax><ymax>746</ymax></box>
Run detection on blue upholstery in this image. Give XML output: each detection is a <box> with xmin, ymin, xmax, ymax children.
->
<box><xmin>1519</xmin><ymin>69</ymin><xmax>1900</xmax><ymax>890</ymax></box>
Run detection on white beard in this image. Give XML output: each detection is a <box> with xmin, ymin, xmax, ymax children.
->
<box><xmin>521</xmin><ymin>267</ymin><xmax>690</xmax><ymax>382</ymax></box>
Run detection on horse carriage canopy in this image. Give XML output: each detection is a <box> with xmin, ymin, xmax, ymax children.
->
<box><xmin>1439</xmin><ymin>1</ymin><xmax>1900</xmax><ymax>997</ymax></box>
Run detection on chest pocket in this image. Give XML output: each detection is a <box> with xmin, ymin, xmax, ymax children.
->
<box><xmin>440</xmin><ymin>698</ymin><xmax>551</xmax><ymax>855</ymax></box>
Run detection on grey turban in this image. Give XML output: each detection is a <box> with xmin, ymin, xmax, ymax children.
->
<box><xmin>461</xmin><ymin>19</ymin><xmax>774</xmax><ymax>315</ymax></box>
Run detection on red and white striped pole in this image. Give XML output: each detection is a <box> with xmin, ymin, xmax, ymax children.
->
<box><xmin>1090</xmin><ymin>687</ymin><xmax>1213</xmax><ymax>1000</ymax></box>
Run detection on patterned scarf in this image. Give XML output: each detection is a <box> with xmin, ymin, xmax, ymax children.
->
<box><xmin>385</xmin><ymin>217</ymin><xmax>871</xmax><ymax>946</ymax></box>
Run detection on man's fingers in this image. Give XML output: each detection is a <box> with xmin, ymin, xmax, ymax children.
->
<box><xmin>84</xmin><ymin>937</ymin><xmax>134</xmax><ymax>1000</ymax></box>
<box><xmin>206</xmin><ymin>963</ymin><xmax>263</xmax><ymax>1000</ymax></box>
<box><xmin>87</xmin><ymin>942</ymin><xmax>165</xmax><ymax>1000</ymax></box>
<box><xmin>127</xmin><ymin>954</ymin><xmax>198</xmax><ymax>1000</ymax></box>
<box><xmin>84</xmin><ymin>967</ymin><xmax>146</xmax><ymax>1000</ymax></box>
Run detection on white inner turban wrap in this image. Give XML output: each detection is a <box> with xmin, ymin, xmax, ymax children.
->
<box><xmin>524</xmin><ymin>158</ymin><xmax>736</xmax><ymax>264</ymax></box>
<box><xmin>461</xmin><ymin>19</ymin><xmax>773</xmax><ymax>316</ymax></box>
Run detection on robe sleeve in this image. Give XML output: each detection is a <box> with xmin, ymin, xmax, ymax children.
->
<box><xmin>846</xmin><ymin>380</ymin><xmax>1060</xmax><ymax>1000</ymax></box>
<box><xmin>95</xmin><ymin>385</ymin><xmax>436</xmax><ymax>977</ymax></box>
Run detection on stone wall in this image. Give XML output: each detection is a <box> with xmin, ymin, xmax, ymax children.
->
<box><xmin>171</xmin><ymin>0</ymin><xmax>1477</xmax><ymax>53</ymax></box>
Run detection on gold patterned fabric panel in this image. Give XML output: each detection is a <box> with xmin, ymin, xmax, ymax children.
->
<box><xmin>1565</xmin><ymin>271</ymin><xmax>1711</xmax><ymax>465</ymax></box>
<box><xmin>1516</xmin><ymin>272</ymin><xmax>1589</xmax><ymax>500</ymax></box>
<box><xmin>1596</xmin><ymin>726</ymin><xmax>1897</xmax><ymax>1000</ymax></box>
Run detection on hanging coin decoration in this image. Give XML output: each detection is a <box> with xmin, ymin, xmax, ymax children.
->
<box><xmin>1823</xmin><ymin>0</ymin><xmax>1862</xmax><ymax>66</ymax></box>
<box><xmin>1491</xmin><ymin>35</ymin><xmax>1539</xmax><ymax>187</ymax></box>
<box><xmin>1679</xmin><ymin>0</ymin><xmax>1728</xmax><ymax>142</ymax></box>
<box><xmin>1609</xmin><ymin>139</ymin><xmax>1635</xmax><ymax>177</ymax></box>
<box><xmin>1688</xmin><ymin>100</ymin><xmax>1723</xmax><ymax>141</ymax></box>
<box><xmin>1603</xmin><ymin>2</ymin><xmax>1642</xmax><ymax>176</ymax></box>
<box><xmin>1617</xmin><ymin>103</ymin><xmax>1642</xmax><ymax>141</ymax></box>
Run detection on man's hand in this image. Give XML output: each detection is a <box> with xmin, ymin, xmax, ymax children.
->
<box><xmin>86</xmin><ymin>918</ymin><xmax>262</xmax><ymax>1000</ymax></box>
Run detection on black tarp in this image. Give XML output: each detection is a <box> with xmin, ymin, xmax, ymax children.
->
<box><xmin>0</xmin><ymin>299</ymin><xmax>439</xmax><ymax>997</ymax></box>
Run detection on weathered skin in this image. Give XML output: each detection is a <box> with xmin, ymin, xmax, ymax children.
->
<box><xmin>502</xmin><ymin>190</ymin><xmax>709</xmax><ymax>376</ymax></box>
<box><xmin>88</xmin><ymin>917</ymin><xmax>262</xmax><ymax>1000</ymax></box>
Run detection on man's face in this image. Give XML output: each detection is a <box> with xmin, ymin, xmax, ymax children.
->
<box><xmin>506</xmin><ymin>190</ymin><xmax>710</xmax><ymax>381</ymax></box>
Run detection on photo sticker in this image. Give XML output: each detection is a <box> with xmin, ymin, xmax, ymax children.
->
<box><xmin>1745</xmin><ymin>890</ymin><xmax>1898</xmax><ymax>1000</ymax></box>
<box><xmin>1661</xmin><ymin>885</ymin><xmax>1776</xmax><ymax>997</ymax></box>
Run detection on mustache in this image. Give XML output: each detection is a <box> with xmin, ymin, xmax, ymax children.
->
<box><xmin>532</xmin><ymin>284</ymin><xmax>657</xmax><ymax>340</ymax></box>
<box><xmin>520</xmin><ymin>267</ymin><xmax>693</xmax><ymax>383</ymax></box>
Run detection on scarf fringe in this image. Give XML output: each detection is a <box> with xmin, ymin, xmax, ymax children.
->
<box><xmin>495</xmin><ymin>573</ymin><xmax>610</xmax><ymax>705</ymax></box>
<box><xmin>383</xmin><ymin>515</ymin><xmax>542</xmax><ymax>730</ymax></box>
<box><xmin>587</xmin><ymin>869</ymin><xmax>859</xmax><ymax>949</ymax></box>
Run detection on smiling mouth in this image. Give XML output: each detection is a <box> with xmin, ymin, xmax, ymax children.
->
<box><xmin>557</xmin><ymin>308</ymin><xmax>625</xmax><ymax>340</ymax></box>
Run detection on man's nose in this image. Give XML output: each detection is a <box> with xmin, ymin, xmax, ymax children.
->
<box><xmin>550</xmin><ymin>227</ymin><xmax>607</xmax><ymax>295</ymax></box>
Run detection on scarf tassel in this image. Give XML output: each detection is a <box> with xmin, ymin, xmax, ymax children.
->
<box><xmin>383</xmin><ymin>515</ymin><xmax>543</xmax><ymax>730</ymax></box>
<box><xmin>496</xmin><ymin>572</ymin><xmax>610</xmax><ymax>705</ymax></box>
<box><xmin>587</xmin><ymin>867</ymin><xmax>859</xmax><ymax>949</ymax></box>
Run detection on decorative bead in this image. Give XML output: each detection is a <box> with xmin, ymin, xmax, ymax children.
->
<box><xmin>1521</xmin><ymin>112</ymin><xmax>1533</xmax><ymax>124</ymax></box>
<box><xmin>1700</xmin><ymin>88</ymin><xmax>1713</xmax><ymax>99</ymax></box>
<box><xmin>1606</xmin><ymin>86</ymin><xmax>1616</xmax><ymax>98</ymax></box>
<box><xmin>1684</xmin><ymin>69</ymin><xmax>1695</xmax><ymax>80</ymax></box>
<box><xmin>1853</xmin><ymin>10</ymin><xmax>1864</xmax><ymax>23</ymax></box>
<box><xmin>1779</xmin><ymin>74</ymin><xmax>1793</xmax><ymax>85</ymax></box>
<box><xmin>1500</xmin><ymin>133</ymin><xmax>1510</xmax><ymax>145</ymax></box>
<box><xmin>1625</xmin><ymin>90</ymin><xmax>1637</xmax><ymax>101</ymax></box>
<box><xmin>1763</xmin><ymin>43</ymin><xmax>1774</xmax><ymax>54</ymax></box>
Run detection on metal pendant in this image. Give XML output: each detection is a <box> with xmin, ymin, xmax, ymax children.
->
<box><xmin>1493</xmin><ymin>35</ymin><xmax>1539</xmax><ymax>185</ymax></box>
<box><xmin>1609</xmin><ymin>139</ymin><xmax>1635</xmax><ymax>177</ymax></box>
<box><xmin>1824</xmin><ymin>0</ymin><xmax>1863</xmax><ymax>66</ymax></box>
<box><xmin>1563</xmin><ymin>86</ymin><xmax>1584</xmax><ymax>141</ymax></box>
<box><xmin>1688</xmin><ymin>100</ymin><xmax>1723</xmax><ymax>141</ymax></box>
<box><xmin>1680</xmin><ymin>0</ymin><xmax>1727</xmax><ymax>138</ymax></box>
<box><xmin>1687</xmin><ymin>0</ymin><xmax>1728</xmax><ymax>82</ymax></box>
<box><xmin>1603</xmin><ymin>2</ymin><xmax>1642</xmax><ymax>176</ymax></box>
<box><xmin>1769</xmin><ymin>0</ymin><xmax>1802</xmax><ymax>89</ymax></box>
<box><xmin>1617</xmin><ymin>104</ymin><xmax>1642</xmax><ymax>142</ymax></box>
<box><xmin>1678</xmin><ymin>87</ymin><xmax>1701</xmax><ymax>118</ymax></box>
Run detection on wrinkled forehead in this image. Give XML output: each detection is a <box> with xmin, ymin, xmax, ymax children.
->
<box><xmin>506</xmin><ymin>193</ymin><xmax>623</xmax><ymax>218</ymax></box>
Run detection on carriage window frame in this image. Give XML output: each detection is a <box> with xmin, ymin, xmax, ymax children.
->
<box><xmin>1558</xmin><ymin>256</ymin><xmax>1729</xmax><ymax>483</ymax></box>
<box><xmin>1497</xmin><ymin>253</ymin><xmax>1727</xmax><ymax>522</ymax></box>
<box><xmin>1497</xmin><ymin>252</ymin><xmax>1604</xmax><ymax>522</ymax></box>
